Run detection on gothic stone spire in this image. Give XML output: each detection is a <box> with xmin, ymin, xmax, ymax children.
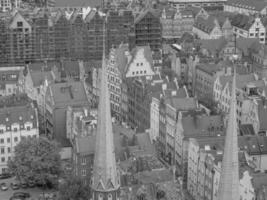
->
<box><xmin>218</xmin><ymin>68</ymin><xmax>239</xmax><ymax>200</ymax></box>
<box><xmin>91</xmin><ymin>18</ymin><xmax>120</xmax><ymax>199</ymax></box>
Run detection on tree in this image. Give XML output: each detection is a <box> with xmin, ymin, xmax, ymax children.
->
<box><xmin>8</xmin><ymin>136</ymin><xmax>61</xmax><ymax>188</ymax></box>
<box><xmin>58</xmin><ymin>175</ymin><xmax>91</xmax><ymax>200</ymax></box>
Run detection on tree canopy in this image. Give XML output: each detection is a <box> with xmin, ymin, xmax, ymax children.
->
<box><xmin>58</xmin><ymin>175</ymin><xmax>91</xmax><ymax>200</ymax></box>
<box><xmin>8</xmin><ymin>136</ymin><xmax>61</xmax><ymax>188</ymax></box>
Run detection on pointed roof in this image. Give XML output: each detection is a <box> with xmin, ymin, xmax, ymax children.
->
<box><xmin>91</xmin><ymin>21</ymin><xmax>120</xmax><ymax>192</ymax></box>
<box><xmin>218</xmin><ymin>69</ymin><xmax>239</xmax><ymax>200</ymax></box>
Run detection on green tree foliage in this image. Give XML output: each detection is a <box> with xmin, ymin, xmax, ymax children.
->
<box><xmin>8</xmin><ymin>136</ymin><xmax>61</xmax><ymax>188</ymax></box>
<box><xmin>58</xmin><ymin>175</ymin><xmax>91</xmax><ymax>200</ymax></box>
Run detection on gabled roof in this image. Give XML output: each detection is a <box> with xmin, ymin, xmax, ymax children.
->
<box><xmin>199</xmin><ymin>37</ymin><xmax>227</xmax><ymax>55</ymax></box>
<box><xmin>230</xmin><ymin>13</ymin><xmax>254</xmax><ymax>30</ymax></box>
<box><xmin>226</xmin><ymin>0</ymin><xmax>267</xmax><ymax>12</ymax></box>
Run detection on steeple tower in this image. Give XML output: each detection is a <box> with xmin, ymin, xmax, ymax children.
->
<box><xmin>91</xmin><ymin>18</ymin><xmax>120</xmax><ymax>200</ymax></box>
<box><xmin>218</xmin><ymin>68</ymin><xmax>239</xmax><ymax>200</ymax></box>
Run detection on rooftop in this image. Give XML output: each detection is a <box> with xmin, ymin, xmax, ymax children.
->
<box><xmin>54</xmin><ymin>0</ymin><xmax>102</xmax><ymax>8</ymax></box>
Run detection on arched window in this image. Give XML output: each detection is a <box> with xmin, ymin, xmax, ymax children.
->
<box><xmin>108</xmin><ymin>193</ymin><xmax>112</xmax><ymax>200</ymax></box>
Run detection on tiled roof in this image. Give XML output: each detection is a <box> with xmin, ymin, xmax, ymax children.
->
<box><xmin>165</xmin><ymin>97</ymin><xmax>197</xmax><ymax>111</ymax></box>
<box><xmin>230</xmin><ymin>13</ymin><xmax>254</xmax><ymax>30</ymax></box>
<box><xmin>199</xmin><ymin>37</ymin><xmax>227</xmax><ymax>54</ymax></box>
<box><xmin>54</xmin><ymin>0</ymin><xmax>101</xmax><ymax>8</ymax></box>
<box><xmin>194</xmin><ymin>14</ymin><xmax>228</xmax><ymax>34</ymax></box>
<box><xmin>0</xmin><ymin>103</ymin><xmax>37</xmax><ymax>128</ymax></box>
<box><xmin>196</xmin><ymin>62</ymin><xmax>224</xmax><ymax>75</ymax></box>
<box><xmin>226</xmin><ymin>0</ymin><xmax>267</xmax><ymax>12</ymax></box>
<box><xmin>219</xmin><ymin>73</ymin><xmax>257</xmax><ymax>90</ymax></box>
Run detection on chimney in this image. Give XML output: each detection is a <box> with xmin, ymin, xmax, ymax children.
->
<box><xmin>84</xmin><ymin>108</ymin><xmax>88</xmax><ymax>117</ymax></box>
<box><xmin>162</xmin><ymin>83</ymin><xmax>167</xmax><ymax>91</ymax></box>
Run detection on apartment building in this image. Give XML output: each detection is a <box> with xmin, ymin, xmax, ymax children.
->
<box><xmin>0</xmin><ymin>95</ymin><xmax>39</xmax><ymax>174</ymax></box>
<box><xmin>0</xmin><ymin>0</ymin><xmax>11</xmax><ymax>12</ymax></box>
<box><xmin>0</xmin><ymin>67</ymin><xmax>24</xmax><ymax>97</ymax></box>
<box><xmin>160</xmin><ymin>7</ymin><xmax>194</xmax><ymax>40</ymax></box>
<box><xmin>45</xmin><ymin>81</ymin><xmax>90</xmax><ymax>147</ymax></box>
<box><xmin>134</xmin><ymin>9</ymin><xmax>162</xmax><ymax>52</ymax></box>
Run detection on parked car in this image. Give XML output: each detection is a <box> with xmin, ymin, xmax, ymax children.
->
<box><xmin>13</xmin><ymin>192</ymin><xmax>30</xmax><ymax>198</ymax></box>
<box><xmin>10</xmin><ymin>182</ymin><xmax>20</xmax><ymax>190</ymax></box>
<box><xmin>0</xmin><ymin>173</ymin><xmax>12</xmax><ymax>179</ymax></box>
<box><xmin>20</xmin><ymin>181</ymin><xmax>27</xmax><ymax>189</ymax></box>
<box><xmin>9</xmin><ymin>197</ymin><xmax>24</xmax><ymax>200</ymax></box>
<box><xmin>27</xmin><ymin>180</ymin><xmax>35</xmax><ymax>188</ymax></box>
<box><xmin>1</xmin><ymin>182</ymin><xmax>8</xmax><ymax>191</ymax></box>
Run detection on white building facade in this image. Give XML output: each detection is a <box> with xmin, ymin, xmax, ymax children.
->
<box><xmin>0</xmin><ymin>104</ymin><xmax>39</xmax><ymax>174</ymax></box>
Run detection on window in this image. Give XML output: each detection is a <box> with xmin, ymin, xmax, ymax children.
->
<box><xmin>13</xmin><ymin>127</ymin><xmax>17</xmax><ymax>132</ymax></box>
<box><xmin>0</xmin><ymin>129</ymin><xmax>3</xmax><ymax>134</ymax></box>
<box><xmin>7</xmin><ymin>138</ymin><xmax>10</xmax><ymax>143</ymax></box>
<box><xmin>81</xmin><ymin>157</ymin><xmax>86</xmax><ymax>165</ymax></box>
<box><xmin>81</xmin><ymin>169</ymin><xmax>86</xmax><ymax>176</ymax></box>
<box><xmin>26</xmin><ymin>126</ymin><xmax>31</xmax><ymax>131</ymax></box>
<box><xmin>0</xmin><ymin>139</ymin><xmax>3</xmax><ymax>144</ymax></box>
<box><xmin>108</xmin><ymin>194</ymin><xmax>112</xmax><ymax>200</ymax></box>
<box><xmin>99</xmin><ymin>194</ymin><xmax>103</xmax><ymax>200</ymax></box>
<box><xmin>1</xmin><ymin>157</ymin><xmax>5</xmax><ymax>162</ymax></box>
<box><xmin>7</xmin><ymin>148</ymin><xmax>10</xmax><ymax>153</ymax></box>
<box><xmin>17</xmin><ymin>21</ymin><xmax>23</xmax><ymax>27</ymax></box>
<box><xmin>1</xmin><ymin>148</ymin><xmax>4</xmax><ymax>154</ymax></box>
<box><xmin>14</xmin><ymin>137</ymin><xmax>18</xmax><ymax>142</ymax></box>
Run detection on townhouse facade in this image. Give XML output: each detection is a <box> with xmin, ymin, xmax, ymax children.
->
<box><xmin>0</xmin><ymin>95</ymin><xmax>39</xmax><ymax>174</ymax></box>
<box><xmin>232</xmin><ymin>15</ymin><xmax>266</xmax><ymax>44</ymax></box>
<box><xmin>160</xmin><ymin>8</ymin><xmax>194</xmax><ymax>40</ymax></box>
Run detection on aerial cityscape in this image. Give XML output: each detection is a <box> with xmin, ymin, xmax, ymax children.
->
<box><xmin>0</xmin><ymin>0</ymin><xmax>266</xmax><ymax>199</ymax></box>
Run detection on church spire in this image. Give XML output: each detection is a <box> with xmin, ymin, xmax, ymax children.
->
<box><xmin>218</xmin><ymin>68</ymin><xmax>239</xmax><ymax>200</ymax></box>
<box><xmin>91</xmin><ymin>17</ymin><xmax>120</xmax><ymax>200</ymax></box>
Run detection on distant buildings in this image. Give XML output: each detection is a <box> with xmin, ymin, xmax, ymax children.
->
<box><xmin>168</xmin><ymin>0</ymin><xmax>226</xmax><ymax>10</ymax></box>
<box><xmin>0</xmin><ymin>95</ymin><xmax>39</xmax><ymax>174</ymax></box>
<box><xmin>224</xmin><ymin>0</ymin><xmax>267</xmax><ymax>16</ymax></box>
<box><xmin>160</xmin><ymin>7</ymin><xmax>194</xmax><ymax>40</ymax></box>
<box><xmin>134</xmin><ymin>9</ymin><xmax>162</xmax><ymax>52</ymax></box>
<box><xmin>193</xmin><ymin>14</ymin><xmax>232</xmax><ymax>40</ymax></box>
